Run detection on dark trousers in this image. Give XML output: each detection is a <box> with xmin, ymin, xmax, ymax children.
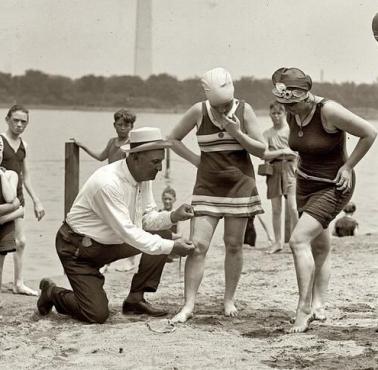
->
<box><xmin>50</xmin><ymin>223</ymin><xmax>169</xmax><ymax>324</ymax></box>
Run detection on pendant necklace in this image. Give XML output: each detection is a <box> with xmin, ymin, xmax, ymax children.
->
<box><xmin>298</xmin><ymin>122</ymin><xmax>304</xmax><ymax>137</ymax></box>
<box><xmin>295</xmin><ymin>102</ymin><xmax>316</xmax><ymax>138</ymax></box>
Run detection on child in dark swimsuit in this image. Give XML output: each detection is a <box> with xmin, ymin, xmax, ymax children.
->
<box><xmin>1</xmin><ymin>105</ymin><xmax>44</xmax><ymax>296</ymax></box>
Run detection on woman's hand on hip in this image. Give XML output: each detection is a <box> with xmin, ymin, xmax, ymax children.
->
<box><xmin>334</xmin><ymin>165</ymin><xmax>353</xmax><ymax>193</ymax></box>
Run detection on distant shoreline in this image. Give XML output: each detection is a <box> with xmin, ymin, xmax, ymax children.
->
<box><xmin>1</xmin><ymin>104</ymin><xmax>377</xmax><ymax>119</ymax></box>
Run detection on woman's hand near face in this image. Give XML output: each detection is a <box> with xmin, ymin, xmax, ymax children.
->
<box><xmin>222</xmin><ymin>114</ymin><xmax>241</xmax><ymax>137</ymax></box>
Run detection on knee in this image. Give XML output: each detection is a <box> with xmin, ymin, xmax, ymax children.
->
<box><xmin>15</xmin><ymin>236</ymin><xmax>26</xmax><ymax>250</ymax></box>
<box><xmin>191</xmin><ymin>238</ymin><xmax>209</xmax><ymax>256</ymax></box>
<box><xmin>312</xmin><ymin>239</ymin><xmax>330</xmax><ymax>255</ymax></box>
<box><xmin>224</xmin><ymin>236</ymin><xmax>243</xmax><ymax>254</ymax></box>
<box><xmin>289</xmin><ymin>234</ymin><xmax>305</xmax><ymax>254</ymax></box>
<box><xmin>84</xmin><ymin>305</ymin><xmax>109</xmax><ymax>324</ymax></box>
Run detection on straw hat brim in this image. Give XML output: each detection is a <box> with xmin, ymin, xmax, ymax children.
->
<box><xmin>120</xmin><ymin>140</ymin><xmax>172</xmax><ymax>153</ymax></box>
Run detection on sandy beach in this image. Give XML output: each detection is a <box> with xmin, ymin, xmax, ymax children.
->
<box><xmin>0</xmin><ymin>231</ymin><xmax>377</xmax><ymax>369</ymax></box>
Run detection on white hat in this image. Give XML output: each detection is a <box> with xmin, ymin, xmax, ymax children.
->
<box><xmin>201</xmin><ymin>67</ymin><xmax>234</xmax><ymax>105</ymax></box>
<box><xmin>121</xmin><ymin>127</ymin><xmax>171</xmax><ymax>153</ymax></box>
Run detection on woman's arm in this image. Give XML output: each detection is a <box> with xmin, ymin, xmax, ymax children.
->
<box><xmin>0</xmin><ymin>198</ymin><xmax>20</xmax><ymax>217</ymax></box>
<box><xmin>167</xmin><ymin>103</ymin><xmax>201</xmax><ymax>167</ymax></box>
<box><xmin>0</xmin><ymin>169</ymin><xmax>17</xmax><ymax>202</ymax></box>
<box><xmin>222</xmin><ymin>103</ymin><xmax>266</xmax><ymax>158</ymax></box>
<box><xmin>324</xmin><ymin>102</ymin><xmax>377</xmax><ymax>192</ymax></box>
<box><xmin>263</xmin><ymin>147</ymin><xmax>297</xmax><ymax>161</ymax></box>
<box><xmin>0</xmin><ymin>205</ymin><xmax>24</xmax><ymax>224</ymax></box>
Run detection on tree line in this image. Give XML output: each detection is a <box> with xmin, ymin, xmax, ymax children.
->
<box><xmin>1</xmin><ymin>69</ymin><xmax>377</xmax><ymax>112</ymax></box>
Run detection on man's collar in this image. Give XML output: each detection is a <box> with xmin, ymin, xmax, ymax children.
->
<box><xmin>121</xmin><ymin>160</ymin><xmax>138</xmax><ymax>187</ymax></box>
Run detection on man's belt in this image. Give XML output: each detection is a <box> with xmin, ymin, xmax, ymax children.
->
<box><xmin>59</xmin><ymin>222</ymin><xmax>93</xmax><ymax>248</ymax></box>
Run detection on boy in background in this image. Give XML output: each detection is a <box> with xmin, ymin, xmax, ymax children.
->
<box><xmin>1</xmin><ymin>105</ymin><xmax>45</xmax><ymax>296</ymax></box>
<box><xmin>333</xmin><ymin>202</ymin><xmax>358</xmax><ymax>237</ymax></box>
<box><xmin>73</xmin><ymin>108</ymin><xmax>136</xmax><ymax>163</ymax></box>
<box><xmin>72</xmin><ymin>108</ymin><xmax>137</xmax><ymax>272</ymax></box>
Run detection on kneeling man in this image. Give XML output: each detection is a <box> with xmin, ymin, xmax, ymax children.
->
<box><xmin>37</xmin><ymin>127</ymin><xmax>194</xmax><ymax>323</ymax></box>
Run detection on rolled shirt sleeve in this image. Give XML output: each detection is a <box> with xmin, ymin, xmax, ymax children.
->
<box><xmin>141</xmin><ymin>181</ymin><xmax>175</xmax><ymax>231</ymax></box>
<box><xmin>91</xmin><ymin>184</ymin><xmax>174</xmax><ymax>255</ymax></box>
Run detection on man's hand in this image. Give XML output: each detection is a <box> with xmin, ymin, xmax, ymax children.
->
<box><xmin>170</xmin><ymin>204</ymin><xmax>194</xmax><ymax>223</ymax></box>
<box><xmin>171</xmin><ymin>238</ymin><xmax>195</xmax><ymax>257</ymax></box>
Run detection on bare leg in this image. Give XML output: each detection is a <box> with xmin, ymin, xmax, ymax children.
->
<box><xmin>310</xmin><ymin>229</ymin><xmax>331</xmax><ymax>321</ymax></box>
<box><xmin>268</xmin><ymin>197</ymin><xmax>283</xmax><ymax>253</ymax></box>
<box><xmin>286</xmin><ymin>194</ymin><xmax>299</xmax><ymax>234</ymax></box>
<box><xmin>223</xmin><ymin>217</ymin><xmax>248</xmax><ymax>317</ymax></box>
<box><xmin>171</xmin><ymin>216</ymin><xmax>219</xmax><ymax>323</ymax></box>
<box><xmin>12</xmin><ymin>218</ymin><xmax>37</xmax><ymax>296</ymax></box>
<box><xmin>288</xmin><ymin>213</ymin><xmax>323</xmax><ymax>333</ymax></box>
<box><xmin>0</xmin><ymin>254</ymin><xmax>5</xmax><ymax>308</ymax></box>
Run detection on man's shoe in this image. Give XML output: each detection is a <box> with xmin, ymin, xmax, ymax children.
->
<box><xmin>122</xmin><ymin>299</ymin><xmax>168</xmax><ymax>317</ymax></box>
<box><xmin>37</xmin><ymin>278</ymin><xmax>56</xmax><ymax>316</ymax></box>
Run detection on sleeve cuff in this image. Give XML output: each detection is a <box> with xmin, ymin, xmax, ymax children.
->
<box><xmin>161</xmin><ymin>239</ymin><xmax>174</xmax><ymax>255</ymax></box>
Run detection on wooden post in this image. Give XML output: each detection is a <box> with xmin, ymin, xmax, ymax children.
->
<box><xmin>64</xmin><ymin>142</ymin><xmax>80</xmax><ymax>217</ymax></box>
<box><xmin>164</xmin><ymin>147</ymin><xmax>171</xmax><ymax>180</ymax></box>
<box><xmin>284</xmin><ymin>198</ymin><xmax>291</xmax><ymax>243</ymax></box>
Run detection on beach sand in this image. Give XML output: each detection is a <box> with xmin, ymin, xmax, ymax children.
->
<box><xmin>0</xmin><ymin>232</ymin><xmax>377</xmax><ymax>369</ymax></box>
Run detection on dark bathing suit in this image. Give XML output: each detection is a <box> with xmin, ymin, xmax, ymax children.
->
<box><xmin>287</xmin><ymin>99</ymin><xmax>355</xmax><ymax>228</ymax></box>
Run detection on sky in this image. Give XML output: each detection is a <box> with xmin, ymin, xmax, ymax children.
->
<box><xmin>1</xmin><ymin>0</ymin><xmax>378</xmax><ymax>83</ymax></box>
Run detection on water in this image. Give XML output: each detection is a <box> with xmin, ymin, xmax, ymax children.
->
<box><xmin>0</xmin><ymin>108</ymin><xmax>377</xmax><ymax>283</ymax></box>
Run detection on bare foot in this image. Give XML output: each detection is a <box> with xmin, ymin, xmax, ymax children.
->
<box><xmin>311</xmin><ymin>306</ymin><xmax>327</xmax><ymax>321</ymax></box>
<box><xmin>13</xmin><ymin>284</ymin><xmax>38</xmax><ymax>296</ymax></box>
<box><xmin>224</xmin><ymin>301</ymin><xmax>238</xmax><ymax>317</ymax></box>
<box><xmin>287</xmin><ymin>309</ymin><xmax>313</xmax><ymax>333</ymax></box>
<box><xmin>267</xmin><ymin>242</ymin><xmax>283</xmax><ymax>254</ymax></box>
<box><xmin>171</xmin><ymin>307</ymin><xmax>194</xmax><ymax>323</ymax></box>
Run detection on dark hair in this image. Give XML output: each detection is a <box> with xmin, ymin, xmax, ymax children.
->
<box><xmin>162</xmin><ymin>186</ymin><xmax>176</xmax><ymax>198</ymax></box>
<box><xmin>343</xmin><ymin>202</ymin><xmax>356</xmax><ymax>214</ymax></box>
<box><xmin>6</xmin><ymin>104</ymin><xmax>29</xmax><ymax>120</ymax></box>
<box><xmin>114</xmin><ymin>108</ymin><xmax>136</xmax><ymax>124</ymax></box>
<box><xmin>269</xmin><ymin>101</ymin><xmax>285</xmax><ymax>112</ymax></box>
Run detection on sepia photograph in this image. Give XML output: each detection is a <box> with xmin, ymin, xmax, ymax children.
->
<box><xmin>0</xmin><ymin>0</ymin><xmax>377</xmax><ymax>368</ymax></box>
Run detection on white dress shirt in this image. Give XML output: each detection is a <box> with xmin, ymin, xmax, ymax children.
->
<box><xmin>66</xmin><ymin>160</ymin><xmax>174</xmax><ymax>255</ymax></box>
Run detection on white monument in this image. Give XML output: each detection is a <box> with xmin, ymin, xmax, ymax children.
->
<box><xmin>134</xmin><ymin>0</ymin><xmax>152</xmax><ymax>79</ymax></box>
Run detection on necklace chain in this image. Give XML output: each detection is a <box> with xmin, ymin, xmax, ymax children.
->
<box><xmin>295</xmin><ymin>102</ymin><xmax>316</xmax><ymax>137</ymax></box>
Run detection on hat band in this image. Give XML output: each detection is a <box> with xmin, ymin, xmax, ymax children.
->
<box><xmin>130</xmin><ymin>140</ymin><xmax>162</xmax><ymax>149</ymax></box>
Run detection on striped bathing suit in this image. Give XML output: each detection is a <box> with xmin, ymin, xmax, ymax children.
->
<box><xmin>191</xmin><ymin>100</ymin><xmax>263</xmax><ymax>218</ymax></box>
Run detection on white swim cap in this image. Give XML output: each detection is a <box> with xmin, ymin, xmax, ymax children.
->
<box><xmin>201</xmin><ymin>67</ymin><xmax>234</xmax><ymax>105</ymax></box>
